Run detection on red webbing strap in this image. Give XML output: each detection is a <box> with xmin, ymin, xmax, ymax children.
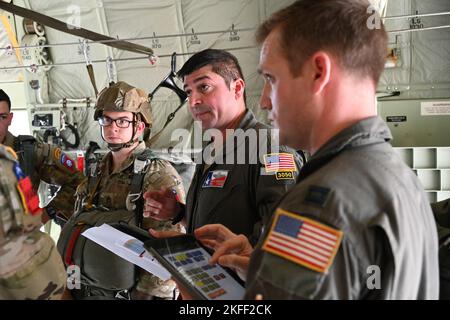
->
<box><xmin>65</xmin><ymin>224</ymin><xmax>84</xmax><ymax>266</ymax></box>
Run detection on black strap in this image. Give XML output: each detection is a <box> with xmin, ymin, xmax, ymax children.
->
<box><xmin>146</xmin><ymin>102</ymin><xmax>185</xmax><ymax>147</ymax></box>
<box><xmin>171</xmin><ymin>204</ymin><xmax>185</xmax><ymax>225</ymax></box>
<box><xmin>130</xmin><ymin>149</ymin><xmax>157</xmax><ymax>226</ymax></box>
<box><xmin>45</xmin><ymin>207</ymin><xmax>68</xmax><ymax>227</ymax></box>
<box><xmin>14</xmin><ymin>135</ymin><xmax>36</xmax><ymax>178</ymax></box>
<box><xmin>60</xmin><ymin>123</ymin><xmax>81</xmax><ymax>149</ymax></box>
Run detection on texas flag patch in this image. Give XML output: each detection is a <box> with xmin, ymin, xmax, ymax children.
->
<box><xmin>262</xmin><ymin>208</ymin><xmax>343</xmax><ymax>274</ymax></box>
<box><xmin>202</xmin><ymin>170</ymin><xmax>229</xmax><ymax>188</ymax></box>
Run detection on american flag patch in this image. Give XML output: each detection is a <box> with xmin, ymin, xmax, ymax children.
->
<box><xmin>264</xmin><ymin>153</ymin><xmax>296</xmax><ymax>173</ymax></box>
<box><xmin>262</xmin><ymin>208</ymin><xmax>343</xmax><ymax>273</ymax></box>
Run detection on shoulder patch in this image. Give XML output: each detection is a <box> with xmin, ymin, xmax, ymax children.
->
<box><xmin>0</xmin><ymin>145</ymin><xmax>18</xmax><ymax>161</ymax></box>
<box><xmin>262</xmin><ymin>208</ymin><xmax>343</xmax><ymax>274</ymax></box>
<box><xmin>263</xmin><ymin>153</ymin><xmax>297</xmax><ymax>180</ymax></box>
<box><xmin>264</xmin><ymin>153</ymin><xmax>297</xmax><ymax>173</ymax></box>
<box><xmin>60</xmin><ymin>153</ymin><xmax>75</xmax><ymax>172</ymax></box>
<box><xmin>304</xmin><ymin>185</ymin><xmax>331</xmax><ymax>207</ymax></box>
<box><xmin>202</xmin><ymin>170</ymin><xmax>228</xmax><ymax>188</ymax></box>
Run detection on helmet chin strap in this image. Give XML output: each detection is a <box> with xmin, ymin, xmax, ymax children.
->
<box><xmin>106</xmin><ymin>140</ymin><xmax>135</xmax><ymax>152</ymax></box>
<box><xmin>100</xmin><ymin>113</ymin><xmax>140</xmax><ymax>152</ymax></box>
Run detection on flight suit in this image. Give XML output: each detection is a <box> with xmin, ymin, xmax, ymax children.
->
<box><xmin>431</xmin><ymin>198</ymin><xmax>450</xmax><ymax>299</ymax></box>
<box><xmin>245</xmin><ymin>116</ymin><xmax>439</xmax><ymax>299</ymax></box>
<box><xmin>4</xmin><ymin>131</ymin><xmax>85</xmax><ymax>222</ymax></box>
<box><xmin>186</xmin><ymin>109</ymin><xmax>304</xmax><ymax>245</ymax></box>
<box><xmin>57</xmin><ymin>141</ymin><xmax>185</xmax><ymax>299</ymax></box>
<box><xmin>0</xmin><ymin>144</ymin><xmax>66</xmax><ymax>299</ymax></box>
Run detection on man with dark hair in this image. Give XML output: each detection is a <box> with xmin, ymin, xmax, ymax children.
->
<box><xmin>0</xmin><ymin>88</ymin><xmax>84</xmax><ymax>225</ymax></box>
<box><xmin>176</xmin><ymin>48</ymin><xmax>247</xmax><ymax>104</ymax></box>
<box><xmin>0</xmin><ymin>89</ymin><xmax>13</xmax><ymax>144</ymax></box>
<box><xmin>195</xmin><ymin>0</ymin><xmax>439</xmax><ymax>299</ymax></box>
<box><xmin>145</xmin><ymin>49</ymin><xmax>303</xmax><ymax>245</ymax></box>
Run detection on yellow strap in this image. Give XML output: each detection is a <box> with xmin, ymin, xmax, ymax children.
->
<box><xmin>0</xmin><ymin>14</ymin><xmax>23</xmax><ymax>64</ymax></box>
<box><xmin>4</xmin><ymin>146</ymin><xmax>18</xmax><ymax>161</ymax></box>
<box><xmin>15</xmin><ymin>182</ymin><xmax>30</xmax><ymax>215</ymax></box>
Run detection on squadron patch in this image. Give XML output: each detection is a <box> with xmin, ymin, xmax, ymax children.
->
<box><xmin>262</xmin><ymin>208</ymin><xmax>343</xmax><ymax>274</ymax></box>
<box><xmin>202</xmin><ymin>170</ymin><xmax>228</xmax><ymax>188</ymax></box>
<box><xmin>263</xmin><ymin>153</ymin><xmax>296</xmax><ymax>180</ymax></box>
<box><xmin>60</xmin><ymin>154</ymin><xmax>75</xmax><ymax>172</ymax></box>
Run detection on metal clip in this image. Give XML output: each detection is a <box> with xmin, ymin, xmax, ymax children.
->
<box><xmin>78</xmin><ymin>39</ymin><xmax>91</xmax><ymax>66</ymax></box>
<box><xmin>126</xmin><ymin>192</ymin><xmax>141</xmax><ymax>211</ymax></box>
<box><xmin>106</xmin><ymin>56</ymin><xmax>117</xmax><ymax>84</ymax></box>
<box><xmin>133</xmin><ymin>158</ymin><xmax>148</xmax><ymax>174</ymax></box>
<box><xmin>115</xmin><ymin>289</ymin><xmax>131</xmax><ymax>300</ymax></box>
<box><xmin>89</xmin><ymin>161</ymin><xmax>98</xmax><ymax>177</ymax></box>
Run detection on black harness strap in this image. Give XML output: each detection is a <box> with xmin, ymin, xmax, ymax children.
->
<box><xmin>14</xmin><ymin>135</ymin><xmax>37</xmax><ymax>178</ymax></box>
<box><xmin>129</xmin><ymin>149</ymin><xmax>157</xmax><ymax>227</ymax></box>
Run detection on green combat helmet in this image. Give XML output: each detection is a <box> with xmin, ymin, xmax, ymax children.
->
<box><xmin>94</xmin><ymin>81</ymin><xmax>152</xmax><ymax>151</ymax></box>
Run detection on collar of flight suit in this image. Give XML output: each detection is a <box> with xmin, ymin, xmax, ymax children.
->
<box><xmin>4</xmin><ymin>131</ymin><xmax>16</xmax><ymax>148</ymax></box>
<box><xmin>201</xmin><ymin>108</ymin><xmax>262</xmax><ymax>163</ymax></box>
<box><xmin>100</xmin><ymin>141</ymin><xmax>147</xmax><ymax>174</ymax></box>
<box><xmin>298</xmin><ymin>116</ymin><xmax>393</xmax><ymax>181</ymax></box>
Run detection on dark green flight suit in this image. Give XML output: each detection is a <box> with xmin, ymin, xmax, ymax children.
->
<box><xmin>186</xmin><ymin>109</ymin><xmax>304</xmax><ymax>245</ymax></box>
<box><xmin>246</xmin><ymin>116</ymin><xmax>439</xmax><ymax>299</ymax></box>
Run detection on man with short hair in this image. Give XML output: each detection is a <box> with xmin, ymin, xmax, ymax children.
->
<box><xmin>195</xmin><ymin>0</ymin><xmax>439</xmax><ymax>299</ymax></box>
<box><xmin>145</xmin><ymin>49</ymin><xmax>303</xmax><ymax>245</ymax></box>
<box><xmin>0</xmin><ymin>89</ymin><xmax>13</xmax><ymax>144</ymax></box>
<box><xmin>0</xmin><ymin>89</ymin><xmax>84</xmax><ymax>224</ymax></box>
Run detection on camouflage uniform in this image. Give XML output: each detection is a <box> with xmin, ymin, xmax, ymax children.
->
<box><xmin>4</xmin><ymin>131</ymin><xmax>85</xmax><ymax>222</ymax></box>
<box><xmin>0</xmin><ymin>144</ymin><xmax>66</xmax><ymax>299</ymax></box>
<box><xmin>57</xmin><ymin>82</ymin><xmax>186</xmax><ymax>299</ymax></box>
<box><xmin>67</xmin><ymin>142</ymin><xmax>185</xmax><ymax>299</ymax></box>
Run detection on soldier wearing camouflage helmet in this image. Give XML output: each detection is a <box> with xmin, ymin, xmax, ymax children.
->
<box><xmin>93</xmin><ymin>81</ymin><xmax>153</xmax><ymax>151</ymax></box>
<box><xmin>0</xmin><ymin>144</ymin><xmax>66</xmax><ymax>300</ymax></box>
<box><xmin>56</xmin><ymin>81</ymin><xmax>186</xmax><ymax>300</ymax></box>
